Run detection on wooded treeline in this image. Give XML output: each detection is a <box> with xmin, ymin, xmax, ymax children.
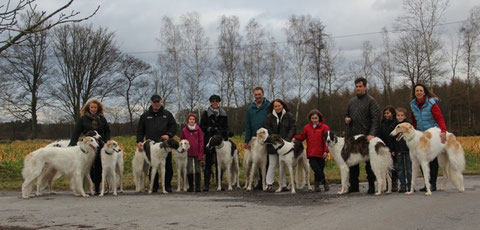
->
<box><xmin>0</xmin><ymin>0</ymin><xmax>479</xmax><ymax>139</ymax></box>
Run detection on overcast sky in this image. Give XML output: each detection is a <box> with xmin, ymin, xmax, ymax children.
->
<box><xmin>37</xmin><ymin>0</ymin><xmax>478</xmax><ymax>65</ymax></box>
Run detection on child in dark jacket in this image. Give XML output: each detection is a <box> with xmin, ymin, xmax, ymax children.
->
<box><xmin>394</xmin><ymin>108</ymin><xmax>412</xmax><ymax>193</ymax></box>
<box><xmin>293</xmin><ymin>109</ymin><xmax>330</xmax><ymax>192</ymax></box>
<box><xmin>180</xmin><ymin>113</ymin><xmax>204</xmax><ymax>192</ymax></box>
<box><xmin>378</xmin><ymin>105</ymin><xmax>398</xmax><ymax>192</ymax></box>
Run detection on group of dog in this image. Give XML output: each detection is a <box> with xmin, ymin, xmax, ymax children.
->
<box><xmin>21</xmin><ymin>122</ymin><xmax>466</xmax><ymax>199</ymax></box>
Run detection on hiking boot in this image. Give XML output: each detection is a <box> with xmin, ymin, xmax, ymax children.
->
<box><xmin>195</xmin><ymin>173</ymin><xmax>201</xmax><ymax>192</ymax></box>
<box><xmin>187</xmin><ymin>174</ymin><xmax>194</xmax><ymax>192</ymax></box>
<box><xmin>314</xmin><ymin>181</ymin><xmax>321</xmax><ymax>192</ymax></box>
<box><xmin>323</xmin><ymin>181</ymin><xmax>330</xmax><ymax>192</ymax></box>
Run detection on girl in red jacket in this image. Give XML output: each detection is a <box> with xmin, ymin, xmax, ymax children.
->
<box><xmin>293</xmin><ymin>109</ymin><xmax>330</xmax><ymax>192</ymax></box>
<box><xmin>180</xmin><ymin>113</ymin><xmax>204</xmax><ymax>192</ymax></box>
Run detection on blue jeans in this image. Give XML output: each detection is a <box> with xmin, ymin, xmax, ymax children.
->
<box><xmin>395</xmin><ymin>151</ymin><xmax>412</xmax><ymax>189</ymax></box>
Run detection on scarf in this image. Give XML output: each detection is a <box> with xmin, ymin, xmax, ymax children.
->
<box><xmin>188</xmin><ymin>124</ymin><xmax>197</xmax><ymax>130</ymax></box>
<box><xmin>84</xmin><ymin>112</ymin><xmax>102</xmax><ymax>130</ymax></box>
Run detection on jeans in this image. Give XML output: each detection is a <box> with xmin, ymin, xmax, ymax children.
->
<box><xmin>395</xmin><ymin>151</ymin><xmax>412</xmax><ymax>189</ymax></box>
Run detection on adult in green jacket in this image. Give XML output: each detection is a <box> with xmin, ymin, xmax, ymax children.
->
<box><xmin>244</xmin><ymin>86</ymin><xmax>271</xmax><ymax>148</ymax></box>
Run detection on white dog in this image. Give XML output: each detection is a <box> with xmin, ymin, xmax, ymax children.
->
<box><xmin>146</xmin><ymin>139</ymin><xmax>179</xmax><ymax>194</ymax></box>
<box><xmin>244</xmin><ymin>128</ymin><xmax>269</xmax><ymax>191</ymax></box>
<box><xmin>174</xmin><ymin>139</ymin><xmax>190</xmax><ymax>192</ymax></box>
<box><xmin>264</xmin><ymin>134</ymin><xmax>312</xmax><ymax>194</ymax></box>
<box><xmin>325</xmin><ymin>131</ymin><xmax>393</xmax><ymax>196</ymax></box>
<box><xmin>22</xmin><ymin>137</ymin><xmax>98</xmax><ymax>199</ymax></box>
<box><xmin>390</xmin><ymin>123</ymin><xmax>465</xmax><ymax>195</ymax></box>
<box><xmin>99</xmin><ymin>140</ymin><xmax>124</xmax><ymax>196</ymax></box>
<box><xmin>132</xmin><ymin>141</ymin><xmax>151</xmax><ymax>193</ymax></box>
<box><xmin>206</xmin><ymin>135</ymin><xmax>240</xmax><ymax>191</ymax></box>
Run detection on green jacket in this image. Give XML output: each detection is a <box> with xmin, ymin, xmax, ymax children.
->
<box><xmin>244</xmin><ymin>99</ymin><xmax>270</xmax><ymax>143</ymax></box>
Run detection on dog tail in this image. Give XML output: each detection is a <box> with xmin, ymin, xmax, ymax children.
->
<box><xmin>445</xmin><ymin>133</ymin><xmax>466</xmax><ymax>172</ymax></box>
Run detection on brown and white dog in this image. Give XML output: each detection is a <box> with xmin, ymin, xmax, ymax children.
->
<box><xmin>264</xmin><ymin>134</ymin><xmax>312</xmax><ymax>194</ymax></box>
<box><xmin>99</xmin><ymin>140</ymin><xmax>124</xmax><ymax>196</ymax></box>
<box><xmin>22</xmin><ymin>137</ymin><xmax>99</xmax><ymax>199</ymax></box>
<box><xmin>390</xmin><ymin>123</ymin><xmax>465</xmax><ymax>195</ymax></box>
<box><xmin>132</xmin><ymin>140</ymin><xmax>151</xmax><ymax>193</ymax></box>
<box><xmin>244</xmin><ymin>128</ymin><xmax>269</xmax><ymax>191</ymax></box>
<box><xmin>174</xmin><ymin>139</ymin><xmax>190</xmax><ymax>192</ymax></box>
<box><xmin>325</xmin><ymin>131</ymin><xmax>393</xmax><ymax>195</ymax></box>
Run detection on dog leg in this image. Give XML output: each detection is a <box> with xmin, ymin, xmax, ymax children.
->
<box><xmin>261</xmin><ymin>163</ymin><xmax>267</xmax><ymax>191</ymax></box>
<box><xmin>161</xmin><ymin>165</ymin><xmax>167</xmax><ymax>194</ymax></box>
<box><xmin>287</xmin><ymin>165</ymin><xmax>296</xmax><ymax>194</ymax></box>
<box><xmin>217</xmin><ymin>163</ymin><xmax>222</xmax><ymax>192</ymax></box>
<box><xmin>304</xmin><ymin>158</ymin><xmax>313</xmax><ymax>191</ymax></box>
<box><xmin>149</xmin><ymin>167</ymin><xmax>157</xmax><ymax>194</ymax></box>
<box><xmin>386</xmin><ymin>171</ymin><xmax>392</xmax><ymax>194</ymax></box>
<box><xmin>183</xmin><ymin>165</ymin><xmax>188</xmax><ymax>192</ymax></box>
<box><xmin>112</xmin><ymin>170</ymin><xmax>118</xmax><ymax>196</ymax></box>
<box><xmin>275</xmin><ymin>162</ymin><xmax>284</xmax><ymax>193</ymax></box>
<box><xmin>338</xmin><ymin>164</ymin><xmax>349</xmax><ymax>195</ymax></box>
<box><xmin>246</xmin><ymin>162</ymin><xmax>256</xmax><ymax>191</ymax></box>
<box><xmin>75</xmin><ymin>172</ymin><xmax>89</xmax><ymax>198</ymax></box>
<box><xmin>407</xmin><ymin>160</ymin><xmax>419</xmax><ymax>195</ymax></box>
<box><xmin>226</xmin><ymin>164</ymin><xmax>232</xmax><ymax>191</ymax></box>
<box><xmin>99</xmin><ymin>169</ymin><xmax>107</xmax><ymax>196</ymax></box>
<box><xmin>420</xmin><ymin>161</ymin><xmax>432</xmax><ymax>196</ymax></box>
<box><xmin>176</xmin><ymin>166</ymin><xmax>182</xmax><ymax>192</ymax></box>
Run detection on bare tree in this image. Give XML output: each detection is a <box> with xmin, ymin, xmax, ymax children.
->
<box><xmin>361</xmin><ymin>41</ymin><xmax>375</xmax><ymax>81</ymax></box>
<box><xmin>397</xmin><ymin>0</ymin><xmax>448</xmax><ymax>87</ymax></box>
<box><xmin>240</xmin><ymin>18</ymin><xmax>266</xmax><ymax>104</ymax></box>
<box><xmin>0</xmin><ymin>12</ymin><xmax>50</xmax><ymax>138</ymax></box>
<box><xmin>51</xmin><ymin>24</ymin><xmax>120</xmax><ymax>121</ymax></box>
<box><xmin>158</xmin><ymin>16</ymin><xmax>183</xmax><ymax>116</ymax></box>
<box><xmin>217</xmin><ymin>15</ymin><xmax>242</xmax><ymax>108</ymax></box>
<box><xmin>306</xmin><ymin>17</ymin><xmax>326</xmax><ymax>108</ymax></box>
<box><xmin>285</xmin><ymin>15</ymin><xmax>312</xmax><ymax>121</ymax></box>
<box><xmin>459</xmin><ymin>6</ymin><xmax>480</xmax><ymax>127</ymax></box>
<box><xmin>118</xmin><ymin>54</ymin><xmax>151</xmax><ymax>132</ymax></box>
<box><xmin>180</xmin><ymin>12</ymin><xmax>210</xmax><ymax>114</ymax></box>
<box><xmin>264</xmin><ymin>35</ymin><xmax>281</xmax><ymax>100</ymax></box>
<box><xmin>322</xmin><ymin>37</ymin><xmax>344</xmax><ymax>96</ymax></box>
<box><xmin>393</xmin><ymin>32</ymin><xmax>428</xmax><ymax>87</ymax></box>
<box><xmin>0</xmin><ymin>0</ymin><xmax>99</xmax><ymax>54</ymax></box>
<box><xmin>151</xmin><ymin>66</ymin><xmax>176</xmax><ymax>110</ymax></box>
<box><xmin>374</xmin><ymin>28</ymin><xmax>394</xmax><ymax>104</ymax></box>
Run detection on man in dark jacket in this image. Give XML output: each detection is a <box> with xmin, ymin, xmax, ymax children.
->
<box><xmin>136</xmin><ymin>95</ymin><xmax>177</xmax><ymax>193</ymax></box>
<box><xmin>200</xmin><ymin>94</ymin><xmax>230</xmax><ymax>191</ymax></box>
<box><xmin>344</xmin><ymin>77</ymin><xmax>381</xmax><ymax>194</ymax></box>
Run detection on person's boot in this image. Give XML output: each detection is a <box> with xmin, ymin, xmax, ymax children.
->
<box><xmin>195</xmin><ymin>173</ymin><xmax>201</xmax><ymax>192</ymax></box>
<box><xmin>314</xmin><ymin>181</ymin><xmax>321</xmax><ymax>192</ymax></box>
<box><xmin>203</xmin><ymin>173</ymin><xmax>210</xmax><ymax>192</ymax></box>
<box><xmin>391</xmin><ymin>181</ymin><xmax>398</xmax><ymax>192</ymax></box>
<box><xmin>187</xmin><ymin>174</ymin><xmax>194</xmax><ymax>192</ymax></box>
<box><xmin>323</xmin><ymin>180</ymin><xmax>330</xmax><ymax>192</ymax></box>
<box><xmin>367</xmin><ymin>182</ymin><xmax>375</xmax><ymax>194</ymax></box>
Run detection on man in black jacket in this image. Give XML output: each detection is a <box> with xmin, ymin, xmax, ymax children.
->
<box><xmin>137</xmin><ymin>95</ymin><xmax>177</xmax><ymax>193</ymax></box>
<box><xmin>345</xmin><ymin>77</ymin><xmax>381</xmax><ymax>194</ymax></box>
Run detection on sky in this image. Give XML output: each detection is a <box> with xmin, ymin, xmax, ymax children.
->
<box><xmin>37</xmin><ymin>0</ymin><xmax>479</xmax><ymax>65</ymax></box>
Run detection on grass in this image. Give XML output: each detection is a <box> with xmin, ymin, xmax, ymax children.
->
<box><xmin>1</xmin><ymin>136</ymin><xmax>479</xmax><ymax>190</ymax></box>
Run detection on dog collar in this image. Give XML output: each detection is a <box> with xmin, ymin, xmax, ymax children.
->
<box><xmin>280</xmin><ymin>147</ymin><xmax>295</xmax><ymax>156</ymax></box>
<box><xmin>80</xmin><ymin>146</ymin><xmax>87</xmax><ymax>154</ymax></box>
<box><xmin>105</xmin><ymin>150</ymin><xmax>114</xmax><ymax>155</ymax></box>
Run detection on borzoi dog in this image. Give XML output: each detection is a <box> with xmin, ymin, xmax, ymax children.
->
<box><xmin>390</xmin><ymin>123</ymin><xmax>465</xmax><ymax>195</ymax></box>
<box><xmin>99</xmin><ymin>140</ymin><xmax>124</xmax><ymax>196</ymax></box>
<box><xmin>174</xmin><ymin>140</ymin><xmax>190</xmax><ymax>192</ymax></box>
<box><xmin>244</xmin><ymin>128</ymin><xmax>269</xmax><ymax>191</ymax></box>
<box><xmin>36</xmin><ymin>130</ymin><xmax>102</xmax><ymax>195</ymax></box>
<box><xmin>325</xmin><ymin>131</ymin><xmax>393</xmax><ymax>195</ymax></box>
<box><xmin>22</xmin><ymin>137</ymin><xmax>99</xmax><ymax>199</ymax></box>
<box><xmin>145</xmin><ymin>139</ymin><xmax>179</xmax><ymax>194</ymax></box>
<box><xmin>132</xmin><ymin>140</ymin><xmax>152</xmax><ymax>193</ymax></box>
<box><xmin>206</xmin><ymin>135</ymin><xmax>240</xmax><ymax>191</ymax></box>
<box><xmin>264</xmin><ymin>134</ymin><xmax>312</xmax><ymax>194</ymax></box>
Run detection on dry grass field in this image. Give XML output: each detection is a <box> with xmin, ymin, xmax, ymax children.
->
<box><xmin>1</xmin><ymin>136</ymin><xmax>479</xmax><ymax>190</ymax></box>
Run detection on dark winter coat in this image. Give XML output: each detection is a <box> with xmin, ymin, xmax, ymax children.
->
<box><xmin>180</xmin><ymin>124</ymin><xmax>204</xmax><ymax>161</ymax></box>
<box><xmin>136</xmin><ymin>106</ymin><xmax>177</xmax><ymax>143</ymax></box>
<box><xmin>263</xmin><ymin>110</ymin><xmax>296</xmax><ymax>141</ymax></box>
<box><xmin>294</xmin><ymin>121</ymin><xmax>330</xmax><ymax>158</ymax></box>
<box><xmin>378</xmin><ymin>118</ymin><xmax>397</xmax><ymax>152</ymax></box>
<box><xmin>200</xmin><ymin>107</ymin><xmax>229</xmax><ymax>144</ymax></box>
<box><xmin>69</xmin><ymin>113</ymin><xmax>110</xmax><ymax>146</ymax></box>
<box><xmin>345</xmin><ymin>93</ymin><xmax>381</xmax><ymax>137</ymax></box>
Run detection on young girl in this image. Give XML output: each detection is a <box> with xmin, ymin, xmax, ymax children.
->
<box><xmin>378</xmin><ymin>105</ymin><xmax>398</xmax><ymax>192</ymax></box>
<box><xmin>293</xmin><ymin>109</ymin><xmax>329</xmax><ymax>192</ymax></box>
<box><xmin>394</xmin><ymin>108</ymin><xmax>412</xmax><ymax>193</ymax></box>
<box><xmin>180</xmin><ymin>113</ymin><xmax>204</xmax><ymax>192</ymax></box>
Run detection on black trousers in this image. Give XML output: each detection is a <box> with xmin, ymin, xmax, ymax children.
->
<box><xmin>421</xmin><ymin>157</ymin><xmax>439</xmax><ymax>187</ymax></box>
<box><xmin>151</xmin><ymin>152</ymin><xmax>173</xmax><ymax>191</ymax></box>
<box><xmin>349</xmin><ymin>161</ymin><xmax>375</xmax><ymax>189</ymax></box>
<box><xmin>309</xmin><ymin>157</ymin><xmax>326</xmax><ymax>183</ymax></box>
<box><xmin>204</xmin><ymin>147</ymin><xmax>216</xmax><ymax>188</ymax></box>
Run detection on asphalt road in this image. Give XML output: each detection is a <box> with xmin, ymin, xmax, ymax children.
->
<box><xmin>1</xmin><ymin>176</ymin><xmax>479</xmax><ymax>230</ymax></box>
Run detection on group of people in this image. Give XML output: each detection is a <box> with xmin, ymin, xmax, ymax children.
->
<box><xmin>68</xmin><ymin>76</ymin><xmax>448</xmax><ymax>194</ymax></box>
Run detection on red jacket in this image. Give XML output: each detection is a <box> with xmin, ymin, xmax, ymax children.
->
<box><xmin>180</xmin><ymin>124</ymin><xmax>204</xmax><ymax>161</ymax></box>
<box><xmin>294</xmin><ymin>122</ymin><xmax>329</xmax><ymax>158</ymax></box>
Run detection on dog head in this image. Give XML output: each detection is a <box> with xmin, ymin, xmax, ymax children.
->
<box><xmin>390</xmin><ymin>122</ymin><xmax>414</xmax><ymax>141</ymax></box>
<box><xmin>324</xmin><ymin>131</ymin><xmax>338</xmax><ymax>148</ymax></box>
<box><xmin>177</xmin><ymin>139</ymin><xmax>190</xmax><ymax>154</ymax></box>
<box><xmin>256</xmin><ymin>128</ymin><xmax>269</xmax><ymax>143</ymax></box>
<box><xmin>162</xmin><ymin>138</ymin><xmax>179</xmax><ymax>151</ymax></box>
<box><xmin>81</xmin><ymin>136</ymin><xmax>98</xmax><ymax>152</ymax></box>
<box><xmin>84</xmin><ymin>130</ymin><xmax>102</xmax><ymax>140</ymax></box>
<box><xmin>206</xmin><ymin>135</ymin><xmax>223</xmax><ymax>149</ymax></box>
<box><xmin>103</xmin><ymin>140</ymin><xmax>122</xmax><ymax>155</ymax></box>
<box><xmin>265</xmin><ymin>134</ymin><xmax>284</xmax><ymax>148</ymax></box>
